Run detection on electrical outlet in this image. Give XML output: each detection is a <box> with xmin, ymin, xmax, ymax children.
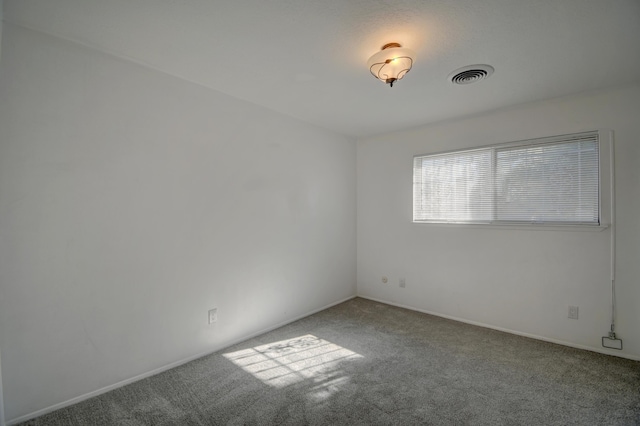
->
<box><xmin>399</xmin><ymin>278</ymin><xmax>406</xmax><ymax>288</ymax></box>
<box><xmin>208</xmin><ymin>308</ymin><xmax>218</xmax><ymax>324</ymax></box>
<box><xmin>568</xmin><ymin>306</ymin><xmax>579</xmax><ymax>320</ymax></box>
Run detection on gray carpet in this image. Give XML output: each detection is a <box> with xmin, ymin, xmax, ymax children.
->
<box><xmin>19</xmin><ymin>298</ymin><xmax>640</xmax><ymax>425</ymax></box>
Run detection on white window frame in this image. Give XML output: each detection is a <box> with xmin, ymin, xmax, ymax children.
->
<box><xmin>412</xmin><ymin>130</ymin><xmax>613</xmax><ymax>231</ymax></box>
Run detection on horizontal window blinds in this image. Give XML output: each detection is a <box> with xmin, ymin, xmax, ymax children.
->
<box><xmin>495</xmin><ymin>136</ymin><xmax>599</xmax><ymax>224</ymax></box>
<box><xmin>413</xmin><ymin>132</ymin><xmax>600</xmax><ymax>225</ymax></box>
<box><xmin>413</xmin><ymin>149</ymin><xmax>493</xmax><ymax>223</ymax></box>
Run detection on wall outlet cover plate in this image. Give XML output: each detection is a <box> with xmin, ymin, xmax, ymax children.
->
<box><xmin>208</xmin><ymin>308</ymin><xmax>218</xmax><ymax>324</ymax></box>
<box><xmin>602</xmin><ymin>336</ymin><xmax>623</xmax><ymax>350</ymax></box>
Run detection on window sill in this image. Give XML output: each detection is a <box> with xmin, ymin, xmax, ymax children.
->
<box><xmin>412</xmin><ymin>222</ymin><xmax>610</xmax><ymax>232</ymax></box>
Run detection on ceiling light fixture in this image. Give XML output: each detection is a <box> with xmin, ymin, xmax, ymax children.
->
<box><xmin>367</xmin><ymin>42</ymin><xmax>416</xmax><ymax>88</ymax></box>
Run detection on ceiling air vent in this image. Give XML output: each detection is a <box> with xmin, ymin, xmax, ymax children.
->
<box><xmin>448</xmin><ymin>65</ymin><xmax>494</xmax><ymax>85</ymax></box>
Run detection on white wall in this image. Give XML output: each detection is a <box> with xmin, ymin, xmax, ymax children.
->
<box><xmin>0</xmin><ymin>24</ymin><xmax>356</xmax><ymax>422</ymax></box>
<box><xmin>357</xmin><ymin>84</ymin><xmax>640</xmax><ymax>360</ymax></box>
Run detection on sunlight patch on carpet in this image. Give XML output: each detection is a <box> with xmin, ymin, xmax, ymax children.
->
<box><xmin>223</xmin><ymin>334</ymin><xmax>362</xmax><ymax>389</ymax></box>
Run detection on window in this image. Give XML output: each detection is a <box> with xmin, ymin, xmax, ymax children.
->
<box><xmin>413</xmin><ymin>131</ymin><xmax>611</xmax><ymax>227</ymax></box>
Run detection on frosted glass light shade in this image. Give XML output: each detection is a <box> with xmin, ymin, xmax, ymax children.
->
<box><xmin>367</xmin><ymin>43</ymin><xmax>416</xmax><ymax>87</ymax></box>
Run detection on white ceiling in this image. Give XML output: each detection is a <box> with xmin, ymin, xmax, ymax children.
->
<box><xmin>4</xmin><ymin>0</ymin><xmax>640</xmax><ymax>138</ymax></box>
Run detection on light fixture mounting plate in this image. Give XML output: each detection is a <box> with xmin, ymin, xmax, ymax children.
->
<box><xmin>381</xmin><ymin>42</ymin><xmax>402</xmax><ymax>50</ymax></box>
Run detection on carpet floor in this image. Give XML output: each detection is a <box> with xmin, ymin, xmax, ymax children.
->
<box><xmin>19</xmin><ymin>297</ymin><xmax>640</xmax><ymax>425</ymax></box>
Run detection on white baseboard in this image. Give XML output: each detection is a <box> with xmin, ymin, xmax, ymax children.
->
<box><xmin>357</xmin><ymin>295</ymin><xmax>640</xmax><ymax>362</ymax></box>
<box><xmin>6</xmin><ymin>294</ymin><xmax>357</xmax><ymax>426</ymax></box>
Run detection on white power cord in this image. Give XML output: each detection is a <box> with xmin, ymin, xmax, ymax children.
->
<box><xmin>609</xmin><ymin>137</ymin><xmax>617</xmax><ymax>338</ymax></box>
<box><xmin>603</xmin><ymin>134</ymin><xmax>622</xmax><ymax>349</ymax></box>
